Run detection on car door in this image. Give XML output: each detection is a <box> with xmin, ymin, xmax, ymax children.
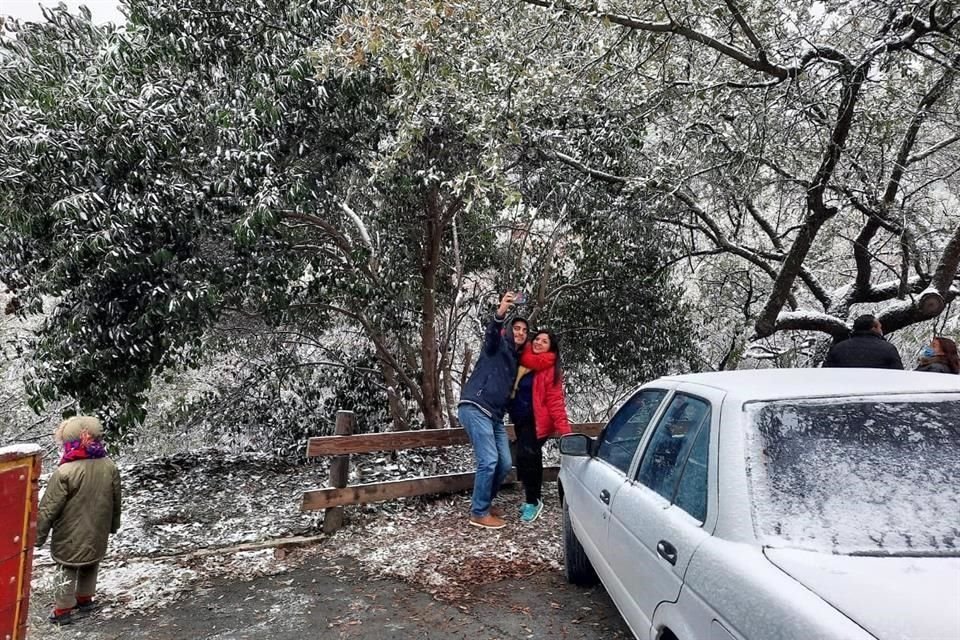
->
<box><xmin>604</xmin><ymin>385</ymin><xmax>723</xmax><ymax>638</ymax></box>
<box><xmin>563</xmin><ymin>387</ymin><xmax>672</xmax><ymax>574</ymax></box>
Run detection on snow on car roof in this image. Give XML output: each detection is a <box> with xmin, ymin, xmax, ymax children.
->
<box><xmin>661</xmin><ymin>368</ymin><xmax>960</xmax><ymax>403</ymax></box>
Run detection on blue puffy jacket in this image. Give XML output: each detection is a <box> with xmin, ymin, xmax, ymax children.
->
<box><xmin>458</xmin><ymin>314</ymin><xmax>522</xmax><ymax>421</ymax></box>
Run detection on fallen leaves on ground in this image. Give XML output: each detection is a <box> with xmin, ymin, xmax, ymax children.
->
<box><xmin>30</xmin><ymin>446</ymin><xmax>566</xmax><ymax>624</ymax></box>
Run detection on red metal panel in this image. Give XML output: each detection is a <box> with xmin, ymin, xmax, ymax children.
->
<box><xmin>0</xmin><ymin>465</ymin><xmax>28</xmax><ymax>544</ymax></box>
<box><xmin>0</xmin><ymin>554</ymin><xmax>22</xmax><ymax>638</ymax></box>
<box><xmin>0</xmin><ymin>451</ymin><xmax>40</xmax><ymax>640</ymax></box>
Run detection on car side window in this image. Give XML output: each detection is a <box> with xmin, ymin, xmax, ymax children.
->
<box><xmin>672</xmin><ymin>417</ymin><xmax>710</xmax><ymax>522</ymax></box>
<box><xmin>635</xmin><ymin>394</ymin><xmax>711</xmax><ymax>521</ymax></box>
<box><xmin>596</xmin><ymin>389</ymin><xmax>668</xmax><ymax>474</ymax></box>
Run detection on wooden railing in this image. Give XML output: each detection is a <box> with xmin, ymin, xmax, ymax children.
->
<box><xmin>300</xmin><ymin>410</ymin><xmax>604</xmax><ymax>532</ymax></box>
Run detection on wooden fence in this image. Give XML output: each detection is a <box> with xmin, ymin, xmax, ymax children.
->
<box><xmin>300</xmin><ymin>410</ymin><xmax>603</xmax><ymax>532</ymax></box>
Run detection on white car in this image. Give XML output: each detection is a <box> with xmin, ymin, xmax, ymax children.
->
<box><xmin>558</xmin><ymin>369</ymin><xmax>960</xmax><ymax>640</ymax></box>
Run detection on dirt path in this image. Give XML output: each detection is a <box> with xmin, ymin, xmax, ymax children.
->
<box><xmin>35</xmin><ymin>554</ymin><xmax>632</xmax><ymax>639</ymax></box>
<box><xmin>27</xmin><ymin>454</ymin><xmax>632</xmax><ymax>639</ymax></box>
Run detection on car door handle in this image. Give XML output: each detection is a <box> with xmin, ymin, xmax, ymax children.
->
<box><xmin>657</xmin><ymin>540</ymin><xmax>678</xmax><ymax>565</ymax></box>
<box><xmin>599</xmin><ymin>489</ymin><xmax>611</xmax><ymax>504</ymax></box>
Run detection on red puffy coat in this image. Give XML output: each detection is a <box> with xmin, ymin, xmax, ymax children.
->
<box><xmin>519</xmin><ymin>349</ymin><xmax>572</xmax><ymax>440</ymax></box>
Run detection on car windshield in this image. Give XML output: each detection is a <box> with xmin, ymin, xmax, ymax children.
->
<box><xmin>744</xmin><ymin>394</ymin><xmax>960</xmax><ymax>556</ymax></box>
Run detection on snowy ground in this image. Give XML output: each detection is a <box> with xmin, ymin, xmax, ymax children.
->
<box><xmin>28</xmin><ymin>445</ymin><xmax>568</xmax><ymax>638</ymax></box>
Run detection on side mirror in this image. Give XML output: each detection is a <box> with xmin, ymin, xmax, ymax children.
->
<box><xmin>559</xmin><ymin>433</ymin><xmax>594</xmax><ymax>457</ymax></box>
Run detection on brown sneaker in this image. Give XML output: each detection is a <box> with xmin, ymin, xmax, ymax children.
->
<box><xmin>489</xmin><ymin>505</ymin><xmax>505</xmax><ymax>518</ymax></box>
<box><xmin>469</xmin><ymin>514</ymin><xmax>506</xmax><ymax>529</ymax></box>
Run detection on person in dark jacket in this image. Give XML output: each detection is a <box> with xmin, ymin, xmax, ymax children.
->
<box><xmin>509</xmin><ymin>330</ymin><xmax>571</xmax><ymax>523</ymax></box>
<box><xmin>915</xmin><ymin>336</ymin><xmax>959</xmax><ymax>374</ymax></box>
<box><xmin>457</xmin><ymin>292</ymin><xmax>528</xmax><ymax>529</ymax></box>
<box><xmin>823</xmin><ymin>314</ymin><xmax>904</xmax><ymax>369</ymax></box>
<box><xmin>36</xmin><ymin>416</ymin><xmax>122</xmax><ymax>625</ymax></box>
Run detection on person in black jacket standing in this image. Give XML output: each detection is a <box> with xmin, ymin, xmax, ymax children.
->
<box><xmin>823</xmin><ymin>314</ymin><xmax>904</xmax><ymax>369</ymax></box>
<box><xmin>457</xmin><ymin>292</ymin><xmax>529</xmax><ymax>529</ymax></box>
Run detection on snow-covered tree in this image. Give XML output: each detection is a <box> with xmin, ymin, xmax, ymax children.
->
<box><xmin>518</xmin><ymin>0</ymin><xmax>960</xmax><ymax>355</ymax></box>
<box><xmin>0</xmin><ymin>0</ymin><xmax>693</xmax><ymax>434</ymax></box>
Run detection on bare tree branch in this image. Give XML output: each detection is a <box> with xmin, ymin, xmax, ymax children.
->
<box><xmin>878</xmin><ymin>288</ymin><xmax>959</xmax><ymax>333</ymax></box>
<box><xmin>851</xmin><ymin>57</ymin><xmax>957</xmax><ymax>297</ymax></box>
<box><xmin>722</xmin><ymin>0</ymin><xmax>767</xmax><ymax>60</ymax></box>
<box><xmin>861</xmin><ymin>276</ymin><xmax>930</xmax><ymax>303</ymax></box>
<box><xmin>541</xmin><ymin>147</ymin><xmax>801</xmax><ymax>307</ymax></box>
<box><xmin>878</xmin><ymin>220</ymin><xmax>960</xmax><ymax>332</ymax></box>
<box><xmin>883</xmin><ymin>57</ymin><xmax>958</xmax><ymax>206</ymax></box>
<box><xmin>769</xmin><ymin>310</ymin><xmax>851</xmax><ymax>337</ymax></box>
<box><xmin>525</xmin><ymin>1</ymin><xmax>960</xmax><ymax>341</ymax></box>
<box><xmin>520</xmin><ymin>0</ymin><xmax>801</xmax><ymax>78</ymax></box>
<box><xmin>538</xmin><ymin>148</ymin><xmax>630</xmax><ymax>184</ymax></box>
<box><xmin>932</xmin><ymin>220</ymin><xmax>960</xmax><ymax>294</ymax></box>
<box><xmin>907</xmin><ymin>132</ymin><xmax>960</xmax><ymax>164</ymax></box>
<box><xmin>742</xmin><ymin>197</ymin><xmax>831</xmax><ymax>308</ymax></box>
<box><xmin>288</xmin><ymin>302</ymin><xmax>425</xmax><ymax>407</ymax></box>
<box><xmin>745</xmin><ymin>9</ymin><xmax>955</xmax><ymax>336</ymax></box>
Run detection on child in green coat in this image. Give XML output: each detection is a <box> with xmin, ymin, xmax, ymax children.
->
<box><xmin>36</xmin><ymin>416</ymin><xmax>121</xmax><ymax>625</ymax></box>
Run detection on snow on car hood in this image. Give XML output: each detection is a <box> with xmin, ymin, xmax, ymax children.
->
<box><xmin>765</xmin><ymin>548</ymin><xmax>960</xmax><ymax>640</ymax></box>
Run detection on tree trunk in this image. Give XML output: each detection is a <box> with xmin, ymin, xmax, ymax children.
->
<box><xmin>419</xmin><ymin>185</ymin><xmax>446</xmax><ymax>429</ymax></box>
<box><xmin>378</xmin><ymin>354</ymin><xmax>409</xmax><ymax>432</ymax></box>
<box><xmin>439</xmin><ymin>336</ymin><xmax>458</xmax><ymax>427</ymax></box>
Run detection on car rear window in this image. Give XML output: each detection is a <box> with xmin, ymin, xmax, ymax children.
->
<box><xmin>744</xmin><ymin>395</ymin><xmax>960</xmax><ymax>556</ymax></box>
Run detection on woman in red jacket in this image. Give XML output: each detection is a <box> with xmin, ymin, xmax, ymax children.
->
<box><xmin>509</xmin><ymin>330</ymin><xmax>571</xmax><ymax>522</ymax></box>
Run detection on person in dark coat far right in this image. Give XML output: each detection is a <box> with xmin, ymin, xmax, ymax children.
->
<box><xmin>823</xmin><ymin>314</ymin><xmax>904</xmax><ymax>370</ymax></box>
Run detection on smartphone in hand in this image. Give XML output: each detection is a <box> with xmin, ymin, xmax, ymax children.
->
<box><xmin>514</xmin><ymin>291</ymin><xmax>527</xmax><ymax>305</ymax></box>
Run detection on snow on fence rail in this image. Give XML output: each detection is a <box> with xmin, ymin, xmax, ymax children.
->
<box><xmin>301</xmin><ymin>410</ymin><xmax>603</xmax><ymax>533</ymax></box>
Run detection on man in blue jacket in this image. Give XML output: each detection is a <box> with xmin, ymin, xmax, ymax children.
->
<box><xmin>458</xmin><ymin>292</ymin><xmax>529</xmax><ymax>529</ymax></box>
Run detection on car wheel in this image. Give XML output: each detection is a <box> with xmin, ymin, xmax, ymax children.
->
<box><xmin>563</xmin><ymin>496</ymin><xmax>598</xmax><ymax>586</ymax></box>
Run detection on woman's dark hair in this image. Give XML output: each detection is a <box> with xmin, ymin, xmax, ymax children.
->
<box><xmin>535</xmin><ymin>330</ymin><xmax>564</xmax><ymax>385</ymax></box>
<box><xmin>933</xmin><ymin>336</ymin><xmax>960</xmax><ymax>374</ymax></box>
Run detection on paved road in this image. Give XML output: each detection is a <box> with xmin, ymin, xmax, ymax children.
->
<box><xmin>37</xmin><ymin>555</ymin><xmax>633</xmax><ymax>639</ymax></box>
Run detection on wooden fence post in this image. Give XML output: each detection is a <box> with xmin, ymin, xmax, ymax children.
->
<box><xmin>322</xmin><ymin>411</ymin><xmax>355</xmax><ymax>533</ymax></box>
<box><xmin>0</xmin><ymin>444</ymin><xmax>42</xmax><ymax>640</ymax></box>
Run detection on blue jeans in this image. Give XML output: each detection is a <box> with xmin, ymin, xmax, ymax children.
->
<box><xmin>458</xmin><ymin>403</ymin><xmax>512</xmax><ymax>517</ymax></box>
